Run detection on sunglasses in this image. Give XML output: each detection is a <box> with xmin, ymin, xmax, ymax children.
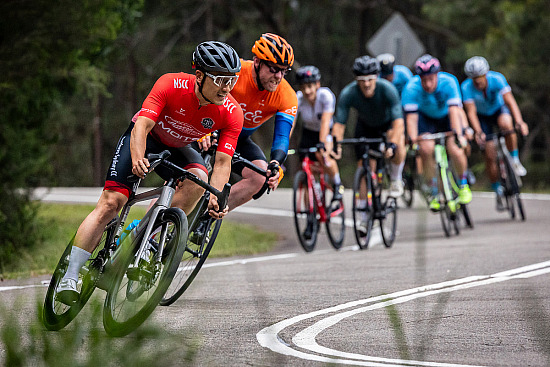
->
<box><xmin>204</xmin><ymin>72</ymin><xmax>239</xmax><ymax>88</ymax></box>
<box><xmin>355</xmin><ymin>75</ymin><xmax>378</xmax><ymax>82</ymax></box>
<box><xmin>262</xmin><ymin>61</ymin><xmax>291</xmax><ymax>75</ymax></box>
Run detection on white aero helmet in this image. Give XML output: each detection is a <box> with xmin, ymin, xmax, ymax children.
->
<box><xmin>464</xmin><ymin>56</ymin><xmax>490</xmax><ymax>78</ymax></box>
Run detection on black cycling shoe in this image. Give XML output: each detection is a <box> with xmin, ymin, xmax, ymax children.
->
<box><xmin>332</xmin><ymin>184</ymin><xmax>344</xmax><ymax>202</ymax></box>
<box><xmin>189</xmin><ymin>220</ymin><xmax>208</xmax><ymax>245</ymax></box>
<box><xmin>303</xmin><ymin>218</ymin><xmax>314</xmax><ymax>240</ymax></box>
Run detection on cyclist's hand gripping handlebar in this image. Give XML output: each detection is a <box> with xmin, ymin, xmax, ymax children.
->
<box><xmin>252</xmin><ymin>161</ymin><xmax>281</xmax><ymax>200</ymax></box>
<box><xmin>127</xmin><ymin>150</ymin><xmax>171</xmax><ymax>182</ymax></box>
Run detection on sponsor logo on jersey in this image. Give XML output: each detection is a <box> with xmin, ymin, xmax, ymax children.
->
<box><xmin>223</xmin><ymin>97</ymin><xmax>237</xmax><ymax>113</ymax></box>
<box><xmin>140</xmin><ymin>108</ymin><xmax>158</xmax><ymax>117</ymax></box>
<box><xmin>284</xmin><ymin>106</ymin><xmax>297</xmax><ymax>115</ymax></box>
<box><xmin>201</xmin><ymin>117</ymin><xmax>214</xmax><ymax>129</ymax></box>
<box><xmin>174</xmin><ymin>79</ymin><xmax>189</xmax><ymax>89</ymax></box>
<box><xmin>240</xmin><ymin>103</ymin><xmax>264</xmax><ymax>125</ymax></box>
<box><xmin>224</xmin><ymin>142</ymin><xmax>235</xmax><ymax>152</ymax></box>
<box><xmin>176</xmin><ymin>108</ymin><xmax>186</xmax><ymax>116</ymax></box>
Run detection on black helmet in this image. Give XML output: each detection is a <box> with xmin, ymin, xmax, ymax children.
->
<box><xmin>353</xmin><ymin>55</ymin><xmax>380</xmax><ymax>76</ymax></box>
<box><xmin>414</xmin><ymin>54</ymin><xmax>441</xmax><ymax>76</ymax></box>
<box><xmin>296</xmin><ymin>66</ymin><xmax>321</xmax><ymax>84</ymax></box>
<box><xmin>464</xmin><ymin>56</ymin><xmax>490</xmax><ymax>78</ymax></box>
<box><xmin>193</xmin><ymin>41</ymin><xmax>241</xmax><ymax>74</ymax></box>
<box><xmin>377</xmin><ymin>53</ymin><xmax>395</xmax><ymax>76</ymax></box>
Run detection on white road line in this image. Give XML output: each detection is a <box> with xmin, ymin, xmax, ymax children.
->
<box><xmin>257</xmin><ymin>260</ymin><xmax>550</xmax><ymax>367</ymax></box>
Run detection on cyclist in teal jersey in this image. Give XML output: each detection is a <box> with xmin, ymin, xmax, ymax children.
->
<box><xmin>376</xmin><ymin>53</ymin><xmax>413</xmax><ymax>96</ymax></box>
<box><xmin>332</xmin><ymin>55</ymin><xmax>406</xmax><ymax>198</ymax></box>
<box><xmin>402</xmin><ymin>54</ymin><xmax>472</xmax><ymax>211</ymax></box>
<box><xmin>461</xmin><ymin>56</ymin><xmax>529</xmax><ymax>208</ymax></box>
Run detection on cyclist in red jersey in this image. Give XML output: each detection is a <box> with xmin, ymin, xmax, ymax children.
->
<box><xmin>56</xmin><ymin>41</ymin><xmax>243</xmax><ymax>303</ymax></box>
<box><xmin>202</xmin><ymin>33</ymin><xmax>297</xmax><ymax>211</ymax></box>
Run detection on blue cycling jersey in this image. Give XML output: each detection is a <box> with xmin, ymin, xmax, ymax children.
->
<box><xmin>402</xmin><ymin>72</ymin><xmax>462</xmax><ymax>119</ymax></box>
<box><xmin>392</xmin><ymin>65</ymin><xmax>413</xmax><ymax>96</ymax></box>
<box><xmin>461</xmin><ymin>71</ymin><xmax>511</xmax><ymax>116</ymax></box>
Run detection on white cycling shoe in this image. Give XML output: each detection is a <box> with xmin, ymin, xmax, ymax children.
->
<box><xmin>513</xmin><ymin>161</ymin><xmax>527</xmax><ymax>177</ymax></box>
<box><xmin>389</xmin><ymin>180</ymin><xmax>404</xmax><ymax>197</ymax></box>
<box><xmin>56</xmin><ymin>278</ymin><xmax>80</xmax><ymax>305</ymax></box>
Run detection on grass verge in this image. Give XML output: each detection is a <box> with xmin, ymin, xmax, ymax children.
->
<box><xmin>1</xmin><ymin>203</ymin><xmax>278</xmax><ymax>280</ymax></box>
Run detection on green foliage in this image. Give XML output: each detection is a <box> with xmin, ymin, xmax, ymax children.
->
<box><xmin>0</xmin><ymin>300</ymin><xmax>197</xmax><ymax>366</ymax></box>
<box><xmin>0</xmin><ymin>0</ymin><xmax>144</xmax><ymax>263</ymax></box>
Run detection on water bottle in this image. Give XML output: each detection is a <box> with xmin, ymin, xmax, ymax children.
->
<box><xmin>116</xmin><ymin>219</ymin><xmax>140</xmax><ymax>246</ymax></box>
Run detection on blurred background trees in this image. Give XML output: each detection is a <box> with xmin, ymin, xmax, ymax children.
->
<box><xmin>1</xmin><ymin>0</ymin><xmax>548</xmax><ymax>252</ymax></box>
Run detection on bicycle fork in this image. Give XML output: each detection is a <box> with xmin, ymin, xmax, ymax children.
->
<box><xmin>435</xmin><ymin>145</ymin><xmax>458</xmax><ymax>213</ymax></box>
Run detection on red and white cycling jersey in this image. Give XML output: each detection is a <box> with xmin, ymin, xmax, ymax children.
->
<box><xmin>133</xmin><ymin>73</ymin><xmax>243</xmax><ymax>156</ymax></box>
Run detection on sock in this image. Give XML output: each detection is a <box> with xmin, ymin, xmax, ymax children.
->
<box><xmin>491</xmin><ymin>182</ymin><xmax>502</xmax><ymax>193</ymax></box>
<box><xmin>390</xmin><ymin>161</ymin><xmax>405</xmax><ymax>181</ymax></box>
<box><xmin>431</xmin><ymin>178</ymin><xmax>438</xmax><ymax>196</ymax></box>
<box><xmin>333</xmin><ymin>173</ymin><xmax>341</xmax><ymax>186</ymax></box>
<box><xmin>63</xmin><ymin>246</ymin><xmax>92</xmax><ymax>281</ymax></box>
<box><xmin>511</xmin><ymin>149</ymin><xmax>519</xmax><ymax>160</ymax></box>
<box><xmin>460</xmin><ymin>174</ymin><xmax>468</xmax><ymax>186</ymax></box>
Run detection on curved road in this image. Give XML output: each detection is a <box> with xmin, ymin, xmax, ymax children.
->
<box><xmin>2</xmin><ymin>188</ymin><xmax>550</xmax><ymax>366</ymax></box>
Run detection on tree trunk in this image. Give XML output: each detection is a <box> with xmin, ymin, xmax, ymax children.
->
<box><xmin>92</xmin><ymin>98</ymin><xmax>103</xmax><ymax>186</ymax></box>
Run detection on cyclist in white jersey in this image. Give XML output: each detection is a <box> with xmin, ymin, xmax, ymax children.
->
<box><xmin>295</xmin><ymin>66</ymin><xmax>344</xmax><ymax>200</ymax></box>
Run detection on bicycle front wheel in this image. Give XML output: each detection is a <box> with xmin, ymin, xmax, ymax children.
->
<box><xmin>293</xmin><ymin>170</ymin><xmax>318</xmax><ymax>252</ymax></box>
<box><xmin>325</xmin><ymin>188</ymin><xmax>345</xmax><ymax>250</ymax></box>
<box><xmin>352</xmin><ymin>167</ymin><xmax>374</xmax><ymax>249</ymax></box>
<box><xmin>103</xmin><ymin>208</ymin><xmax>187</xmax><ymax>337</ymax></box>
<box><xmin>380</xmin><ymin>196</ymin><xmax>397</xmax><ymax>247</ymax></box>
<box><xmin>42</xmin><ymin>219</ymin><xmax>116</xmax><ymax>331</ymax></box>
<box><xmin>160</xmin><ymin>216</ymin><xmax>221</xmax><ymax>306</ymax></box>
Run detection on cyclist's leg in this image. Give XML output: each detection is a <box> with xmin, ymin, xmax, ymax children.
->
<box><xmin>497</xmin><ymin>107</ymin><xmax>526</xmax><ymax>175</ymax></box>
<box><xmin>417</xmin><ymin>114</ymin><xmax>437</xmax><ymax>201</ymax></box>
<box><xmin>228</xmin><ymin>136</ymin><xmax>267</xmax><ymax>211</ymax></box>
<box><xmin>387</xmin><ymin>119</ymin><xmax>406</xmax><ymax>196</ymax></box>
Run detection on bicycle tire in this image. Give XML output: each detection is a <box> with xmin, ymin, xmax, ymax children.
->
<box><xmin>439</xmin><ymin>204</ymin><xmax>453</xmax><ymax>238</ymax></box>
<box><xmin>503</xmin><ymin>156</ymin><xmax>526</xmax><ymax>221</ymax></box>
<box><xmin>380</xmin><ymin>196</ymin><xmax>397</xmax><ymax>247</ymax></box>
<box><xmin>325</xmin><ymin>188</ymin><xmax>345</xmax><ymax>250</ymax></box>
<box><xmin>352</xmin><ymin>167</ymin><xmax>374</xmax><ymax>249</ymax></box>
<box><xmin>401</xmin><ymin>172</ymin><xmax>414</xmax><ymax>208</ymax></box>
<box><xmin>293</xmin><ymin>170</ymin><xmax>318</xmax><ymax>252</ymax></box>
<box><xmin>103</xmin><ymin>208</ymin><xmax>187</xmax><ymax>337</ymax></box>
<box><xmin>42</xmin><ymin>219</ymin><xmax>116</xmax><ymax>331</ymax></box>
<box><xmin>160</xmin><ymin>215</ymin><xmax>221</xmax><ymax>306</ymax></box>
<box><xmin>514</xmin><ymin>193</ymin><xmax>526</xmax><ymax>221</ymax></box>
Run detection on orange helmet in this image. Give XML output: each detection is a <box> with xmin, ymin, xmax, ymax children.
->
<box><xmin>251</xmin><ymin>33</ymin><xmax>294</xmax><ymax>67</ymax></box>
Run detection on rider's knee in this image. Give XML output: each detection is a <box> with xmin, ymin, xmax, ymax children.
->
<box><xmin>97</xmin><ymin>192</ymin><xmax>125</xmax><ymax>218</ymax></box>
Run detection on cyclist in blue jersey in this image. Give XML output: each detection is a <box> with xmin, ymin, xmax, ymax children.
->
<box><xmin>402</xmin><ymin>54</ymin><xmax>472</xmax><ymax>211</ymax></box>
<box><xmin>376</xmin><ymin>53</ymin><xmax>413</xmax><ymax>96</ymax></box>
<box><xmin>295</xmin><ymin>65</ymin><xmax>344</xmax><ymax>200</ymax></box>
<box><xmin>461</xmin><ymin>56</ymin><xmax>529</xmax><ymax>208</ymax></box>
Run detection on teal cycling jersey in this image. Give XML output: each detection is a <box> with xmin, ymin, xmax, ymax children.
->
<box><xmin>392</xmin><ymin>65</ymin><xmax>413</xmax><ymax>96</ymax></box>
<box><xmin>402</xmin><ymin>72</ymin><xmax>462</xmax><ymax>119</ymax></box>
<box><xmin>334</xmin><ymin>78</ymin><xmax>402</xmax><ymax>128</ymax></box>
<box><xmin>461</xmin><ymin>71</ymin><xmax>512</xmax><ymax>116</ymax></box>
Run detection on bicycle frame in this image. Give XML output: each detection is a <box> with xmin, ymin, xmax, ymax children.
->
<box><xmin>300</xmin><ymin>155</ymin><xmax>328</xmax><ymax>223</ymax></box>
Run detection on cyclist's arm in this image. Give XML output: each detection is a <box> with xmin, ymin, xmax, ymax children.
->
<box><xmin>388</xmin><ymin>117</ymin><xmax>405</xmax><ymax>146</ymax></box>
<box><xmin>319</xmin><ymin>111</ymin><xmax>333</xmax><ymax>146</ymax></box>
<box><xmin>208</xmin><ymin>150</ymin><xmax>232</xmax><ymax>216</ymax></box>
<box><xmin>463</xmin><ymin>102</ymin><xmax>484</xmax><ymax>144</ymax></box>
<box><xmin>502</xmin><ymin>91</ymin><xmax>529</xmax><ymax>135</ymax></box>
<box><xmin>130</xmin><ymin>116</ymin><xmax>156</xmax><ymax>178</ymax></box>
<box><xmin>270</xmin><ymin>111</ymin><xmax>294</xmax><ymax>164</ymax></box>
<box><xmin>449</xmin><ymin>105</ymin><xmax>467</xmax><ymax>146</ymax></box>
<box><xmin>405</xmin><ymin>112</ymin><xmax>419</xmax><ymax>143</ymax></box>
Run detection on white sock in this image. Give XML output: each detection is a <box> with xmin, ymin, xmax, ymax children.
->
<box><xmin>63</xmin><ymin>246</ymin><xmax>92</xmax><ymax>281</ymax></box>
<box><xmin>333</xmin><ymin>173</ymin><xmax>341</xmax><ymax>186</ymax></box>
<box><xmin>390</xmin><ymin>161</ymin><xmax>405</xmax><ymax>181</ymax></box>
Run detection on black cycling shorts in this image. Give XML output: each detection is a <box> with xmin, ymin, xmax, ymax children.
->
<box><xmin>104</xmin><ymin>123</ymin><xmax>207</xmax><ymax>198</ymax></box>
<box><xmin>298</xmin><ymin>128</ymin><xmax>321</xmax><ymax>160</ymax></box>
<box><xmin>231</xmin><ymin>135</ymin><xmax>267</xmax><ymax>177</ymax></box>
<box><xmin>479</xmin><ymin>106</ymin><xmax>511</xmax><ymax>138</ymax></box>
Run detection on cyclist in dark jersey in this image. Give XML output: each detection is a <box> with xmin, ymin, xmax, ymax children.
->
<box><xmin>56</xmin><ymin>41</ymin><xmax>244</xmax><ymax>304</ymax></box>
<box><xmin>332</xmin><ymin>55</ymin><xmax>406</xmax><ymax>198</ymax></box>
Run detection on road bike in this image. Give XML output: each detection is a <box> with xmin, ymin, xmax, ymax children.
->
<box><xmin>291</xmin><ymin>145</ymin><xmax>345</xmax><ymax>252</ymax></box>
<box><xmin>339</xmin><ymin>137</ymin><xmax>397</xmax><ymax>250</ymax></box>
<box><xmin>490</xmin><ymin>129</ymin><xmax>525</xmax><ymax>221</ymax></box>
<box><xmin>160</xmin><ymin>141</ymin><xmax>276</xmax><ymax>305</ymax></box>
<box><xmin>418</xmin><ymin>132</ymin><xmax>473</xmax><ymax>237</ymax></box>
<box><xmin>42</xmin><ymin>150</ymin><xmax>230</xmax><ymax>336</ymax></box>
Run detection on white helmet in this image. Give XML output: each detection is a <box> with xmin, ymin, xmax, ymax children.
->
<box><xmin>464</xmin><ymin>56</ymin><xmax>490</xmax><ymax>78</ymax></box>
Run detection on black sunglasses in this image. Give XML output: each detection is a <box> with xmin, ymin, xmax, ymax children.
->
<box><xmin>262</xmin><ymin>61</ymin><xmax>291</xmax><ymax>75</ymax></box>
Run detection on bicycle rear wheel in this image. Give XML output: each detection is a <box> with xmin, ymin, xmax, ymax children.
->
<box><xmin>352</xmin><ymin>167</ymin><xmax>374</xmax><ymax>249</ymax></box>
<box><xmin>103</xmin><ymin>208</ymin><xmax>187</xmax><ymax>337</ymax></box>
<box><xmin>42</xmin><ymin>219</ymin><xmax>116</xmax><ymax>331</ymax></box>
<box><xmin>503</xmin><ymin>156</ymin><xmax>526</xmax><ymax>221</ymax></box>
<box><xmin>380</xmin><ymin>196</ymin><xmax>397</xmax><ymax>247</ymax></box>
<box><xmin>325</xmin><ymin>188</ymin><xmax>345</xmax><ymax>250</ymax></box>
<box><xmin>293</xmin><ymin>170</ymin><xmax>318</xmax><ymax>252</ymax></box>
<box><xmin>160</xmin><ymin>214</ymin><xmax>221</xmax><ymax>306</ymax></box>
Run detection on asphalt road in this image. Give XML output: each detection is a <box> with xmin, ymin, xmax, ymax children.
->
<box><xmin>2</xmin><ymin>188</ymin><xmax>550</xmax><ymax>366</ymax></box>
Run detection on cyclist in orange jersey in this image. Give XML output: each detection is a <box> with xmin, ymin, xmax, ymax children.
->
<box><xmin>200</xmin><ymin>33</ymin><xmax>298</xmax><ymax>211</ymax></box>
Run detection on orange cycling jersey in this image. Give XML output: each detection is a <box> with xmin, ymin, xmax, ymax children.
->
<box><xmin>134</xmin><ymin>73</ymin><xmax>243</xmax><ymax>156</ymax></box>
<box><xmin>230</xmin><ymin>60</ymin><xmax>297</xmax><ymax>162</ymax></box>
<box><xmin>231</xmin><ymin>60</ymin><xmax>297</xmax><ymax>131</ymax></box>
